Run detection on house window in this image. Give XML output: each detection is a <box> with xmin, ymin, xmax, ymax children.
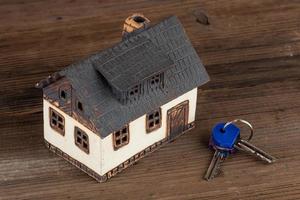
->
<box><xmin>113</xmin><ymin>125</ymin><xmax>129</xmax><ymax>150</ymax></box>
<box><xmin>74</xmin><ymin>127</ymin><xmax>89</xmax><ymax>154</ymax></box>
<box><xmin>150</xmin><ymin>74</ymin><xmax>160</xmax><ymax>85</ymax></box>
<box><xmin>128</xmin><ymin>84</ymin><xmax>141</xmax><ymax>101</ymax></box>
<box><xmin>146</xmin><ymin>109</ymin><xmax>161</xmax><ymax>133</ymax></box>
<box><xmin>77</xmin><ymin>100</ymin><xmax>83</xmax><ymax>112</ymax></box>
<box><xmin>49</xmin><ymin>108</ymin><xmax>65</xmax><ymax>135</ymax></box>
<box><xmin>149</xmin><ymin>73</ymin><xmax>163</xmax><ymax>90</ymax></box>
<box><xmin>59</xmin><ymin>89</ymin><xmax>67</xmax><ymax>100</ymax></box>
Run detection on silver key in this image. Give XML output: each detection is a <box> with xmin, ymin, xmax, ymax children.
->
<box><xmin>204</xmin><ymin>150</ymin><xmax>226</xmax><ymax>181</ymax></box>
<box><xmin>234</xmin><ymin>139</ymin><xmax>276</xmax><ymax>163</ymax></box>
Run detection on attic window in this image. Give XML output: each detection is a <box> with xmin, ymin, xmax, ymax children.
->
<box><xmin>130</xmin><ymin>85</ymin><xmax>140</xmax><ymax>96</ymax></box>
<box><xmin>113</xmin><ymin>125</ymin><xmax>129</xmax><ymax>150</ymax></box>
<box><xmin>74</xmin><ymin>127</ymin><xmax>89</xmax><ymax>154</ymax></box>
<box><xmin>149</xmin><ymin>73</ymin><xmax>163</xmax><ymax>90</ymax></box>
<box><xmin>49</xmin><ymin>108</ymin><xmax>65</xmax><ymax>135</ymax></box>
<box><xmin>59</xmin><ymin>89</ymin><xmax>67</xmax><ymax>100</ymax></box>
<box><xmin>77</xmin><ymin>101</ymin><xmax>83</xmax><ymax>112</ymax></box>
<box><xmin>127</xmin><ymin>84</ymin><xmax>141</xmax><ymax>102</ymax></box>
<box><xmin>146</xmin><ymin>109</ymin><xmax>161</xmax><ymax>133</ymax></box>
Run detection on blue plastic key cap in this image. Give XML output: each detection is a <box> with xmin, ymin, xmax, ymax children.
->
<box><xmin>211</xmin><ymin>123</ymin><xmax>240</xmax><ymax>150</ymax></box>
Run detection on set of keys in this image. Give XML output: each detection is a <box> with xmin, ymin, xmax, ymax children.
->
<box><xmin>204</xmin><ymin>119</ymin><xmax>276</xmax><ymax>181</ymax></box>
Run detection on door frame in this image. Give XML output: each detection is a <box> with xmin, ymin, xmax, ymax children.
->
<box><xmin>166</xmin><ymin>100</ymin><xmax>189</xmax><ymax>138</ymax></box>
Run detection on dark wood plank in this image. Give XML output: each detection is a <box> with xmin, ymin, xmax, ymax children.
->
<box><xmin>1</xmin><ymin>0</ymin><xmax>300</xmax><ymax>199</ymax></box>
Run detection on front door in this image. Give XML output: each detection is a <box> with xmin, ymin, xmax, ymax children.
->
<box><xmin>167</xmin><ymin>101</ymin><xmax>189</xmax><ymax>140</ymax></box>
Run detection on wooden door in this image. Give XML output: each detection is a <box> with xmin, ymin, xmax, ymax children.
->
<box><xmin>167</xmin><ymin>101</ymin><xmax>189</xmax><ymax>140</ymax></box>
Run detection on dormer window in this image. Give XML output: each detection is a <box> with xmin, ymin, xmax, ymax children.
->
<box><xmin>127</xmin><ymin>84</ymin><xmax>141</xmax><ymax>102</ymax></box>
<box><xmin>129</xmin><ymin>85</ymin><xmax>140</xmax><ymax>96</ymax></box>
<box><xmin>149</xmin><ymin>73</ymin><xmax>164</xmax><ymax>90</ymax></box>
<box><xmin>150</xmin><ymin>74</ymin><xmax>160</xmax><ymax>85</ymax></box>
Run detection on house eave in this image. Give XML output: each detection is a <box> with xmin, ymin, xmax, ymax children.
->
<box><xmin>35</xmin><ymin>72</ymin><xmax>63</xmax><ymax>89</ymax></box>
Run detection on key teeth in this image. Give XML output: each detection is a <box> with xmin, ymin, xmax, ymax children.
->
<box><xmin>206</xmin><ymin>162</ymin><xmax>223</xmax><ymax>181</ymax></box>
<box><xmin>236</xmin><ymin>140</ymin><xmax>277</xmax><ymax>164</ymax></box>
<box><xmin>204</xmin><ymin>164</ymin><xmax>221</xmax><ymax>181</ymax></box>
<box><xmin>204</xmin><ymin>151</ymin><xmax>225</xmax><ymax>181</ymax></box>
<box><xmin>212</xmin><ymin>166</ymin><xmax>222</xmax><ymax>180</ymax></box>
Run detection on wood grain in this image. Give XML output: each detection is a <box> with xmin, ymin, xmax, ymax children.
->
<box><xmin>1</xmin><ymin>0</ymin><xmax>300</xmax><ymax>199</ymax></box>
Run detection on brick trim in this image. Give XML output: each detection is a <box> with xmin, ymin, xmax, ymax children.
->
<box><xmin>45</xmin><ymin>140</ymin><xmax>107</xmax><ymax>182</ymax></box>
<box><xmin>44</xmin><ymin>122</ymin><xmax>195</xmax><ymax>182</ymax></box>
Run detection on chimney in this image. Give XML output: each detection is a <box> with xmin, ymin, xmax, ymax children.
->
<box><xmin>122</xmin><ymin>13</ymin><xmax>150</xmax><ymax>36</ymax></box>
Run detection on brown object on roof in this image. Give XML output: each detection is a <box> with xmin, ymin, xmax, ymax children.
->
<box><xmin>123</xmin><ymin>13</ymin><xmax>150</xmax><ymax>36</ymax></box>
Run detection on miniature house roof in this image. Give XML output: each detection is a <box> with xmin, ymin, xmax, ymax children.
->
<box><xmin>45</xmin><ymin>16</ymin><xmax>209</xmax><ymax>138</ymax></box>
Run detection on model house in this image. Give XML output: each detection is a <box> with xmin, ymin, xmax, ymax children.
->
<box><xmin>36</xmin><ymin>14</ymin><xmax>209</xmax><ymax>182</ymax></box>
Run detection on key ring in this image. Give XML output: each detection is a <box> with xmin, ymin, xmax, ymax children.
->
<box><xmin>223</xmin><ymin>119</ymin><xmax>253</xmax><ymax>141</ymax></box>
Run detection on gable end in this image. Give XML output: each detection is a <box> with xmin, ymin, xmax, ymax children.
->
<box><xmin>43</xmin><ymin>77</ymin><xmax>98</xmax><ymax>134</ymax></box>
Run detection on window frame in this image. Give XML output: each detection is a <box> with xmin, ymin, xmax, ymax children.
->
<box><xmin>49</xmin><ymin>107</ymin><xmax>65</xmax><ymax>136</ymax></box>
<box><xmin>146</xmin><ymin>108</ymin><xmax>162</xmax><ymax>133</ymax></box>
<box><xmin>74</xmin><ymin>127</ymin><xmax>89</xmax><ymax>154</ymax></box>
<box><xmin>113</xmin><ymin>125</ymin><xmax>130</xmax><ymax>150</ymax></box>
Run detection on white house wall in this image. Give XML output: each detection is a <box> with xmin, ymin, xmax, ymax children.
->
<box><xmin>43</xmin><ymin>100</ymin><xmax>102</xmax><ymax>175</ymax></box>
<box><xmin>100</xmin><ymin>87</ymin><xmax>198</xmax><ymax>175</ymax></box>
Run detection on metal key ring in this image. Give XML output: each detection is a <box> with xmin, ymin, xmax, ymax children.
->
<box><xmin>223</xmin><ymin>119</ymin><xmax>254</xmax><ymax>141</ymax></box>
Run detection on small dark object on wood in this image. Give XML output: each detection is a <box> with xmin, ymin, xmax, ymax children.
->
<box><xmin>193</xmin><ymin>10</ymin><xmax>210</xmax><ymax>25</ymax></box>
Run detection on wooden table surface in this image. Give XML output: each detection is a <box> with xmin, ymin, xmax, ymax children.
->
<box><xmin>1</xmin><ymin>0</ymin><xmax>300</xmax><ymax>199</ymax></box>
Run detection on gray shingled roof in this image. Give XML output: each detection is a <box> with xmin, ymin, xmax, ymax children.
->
<box><xmin>93</xmin><ymin>36</ymin><xmax>174</xmax><ymax>92</ymax></box>
<box><xmin>60</xmin><ymin>16</ymin><xmax>209</xmax><ymax>138</ymax></box>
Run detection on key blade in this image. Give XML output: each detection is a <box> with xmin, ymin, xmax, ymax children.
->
<box><xmin>204</xmin><ymin>150</ymin><xmax>226</xmax><ymax>181</ymax></box>
<box><xmin>234</xmin><ymin>139</ymin><xmax>276</xmax><ymax>163</ymax></box>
